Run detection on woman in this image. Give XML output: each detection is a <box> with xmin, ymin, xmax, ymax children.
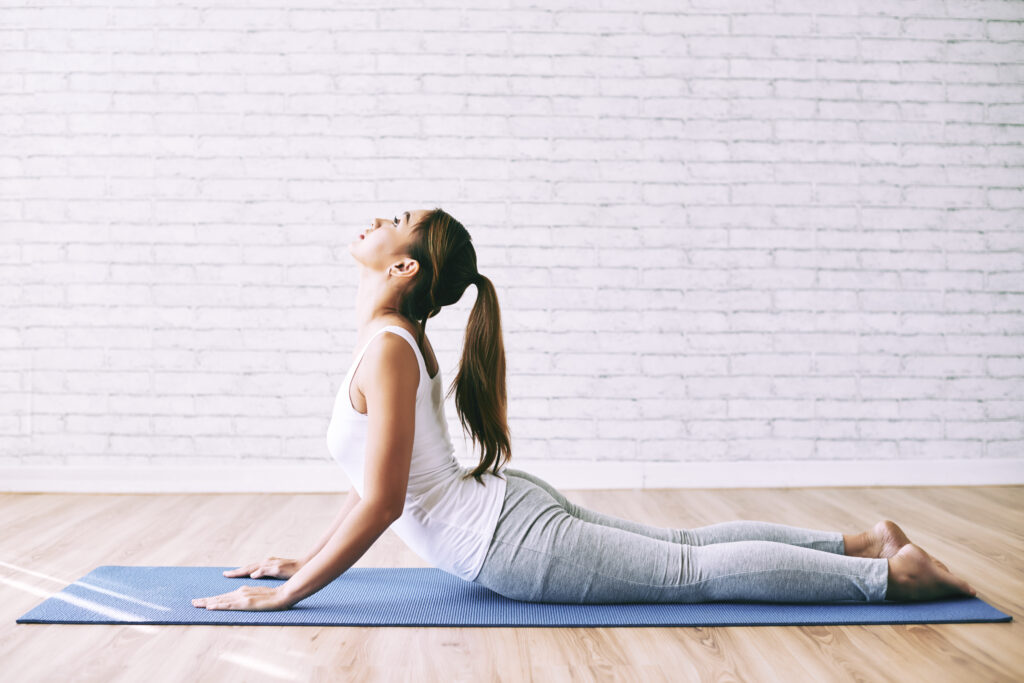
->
<box><xmin>193</xmin><ymin>208</ymin><xmax>976</xmax><ymax>611</ymax></box>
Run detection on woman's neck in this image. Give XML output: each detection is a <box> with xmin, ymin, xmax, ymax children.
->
<box><xmin>354</xmin><ymin>269</ymin><xmax>401</xmax><ymax>335</ymax></box>
<box><xmin>352</xmin><ymin>266</ymin><xmax>426</xmax><ymax>352</ymax></box>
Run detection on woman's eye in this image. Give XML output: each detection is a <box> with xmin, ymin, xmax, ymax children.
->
<box><xmin>392</xmin><ymin>216</ymin><xmax>399</xmax><ymax>226</ymax></box>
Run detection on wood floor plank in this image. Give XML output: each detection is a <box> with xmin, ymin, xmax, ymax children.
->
<box><xmin>1</xmin><ymin>486</ymin><xmax>1018</xmax><ymax>682</ymax></box>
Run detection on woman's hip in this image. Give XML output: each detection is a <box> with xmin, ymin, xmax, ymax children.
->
<box><xmin>474</xmin><ymin>470</ymin><xmax>685</xmax><ymax>603</ymax></box>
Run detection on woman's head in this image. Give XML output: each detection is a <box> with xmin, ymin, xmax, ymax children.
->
<box><xmin>351</xmin><ymin>207</ymin><xmax>511</xmax><ymax>485</ymax></box>
<box><xmin>349</xmin><ymin>210</ymin><xmax>427</xmax><ymax>284</ymax></box>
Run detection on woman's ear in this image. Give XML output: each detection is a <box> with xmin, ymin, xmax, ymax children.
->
<box><xmin>390</xmin><ymin>258</ymin><xmax>419</xmax><ymax>279</ymax></box>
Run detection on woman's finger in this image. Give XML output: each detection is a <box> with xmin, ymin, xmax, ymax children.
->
<box><xmin>223</xmin><ymin>564</ymin><xmax>256</xmax><ymax>577</ymax></box>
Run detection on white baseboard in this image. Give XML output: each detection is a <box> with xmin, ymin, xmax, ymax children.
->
<box><xmin>1</xmin><ymin>458</ymin><xmax>1021</xmax><ymax>493</ymax></box>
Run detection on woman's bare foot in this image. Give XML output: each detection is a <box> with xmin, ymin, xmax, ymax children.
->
<box><xmin>886</xmin><ymin>543</ymin><xmax>977</xmax><ymax>601</ymax></box>
<box><xmin>845</xmin><ymin>520</ymin><xmax>911</xmax><ymax>558</ymax></box>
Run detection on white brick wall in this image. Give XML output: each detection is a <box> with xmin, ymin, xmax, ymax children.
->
<box><xmin>3</xmin><ymin>1</ymin><xmax>1023</xmax><ymax>491</ymax></box>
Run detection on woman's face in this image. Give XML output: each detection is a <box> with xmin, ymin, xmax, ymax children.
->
<box><xmin>349</xmin><ymin>209</ymin><xmax>428</xmax><ymax>275</ymax></box>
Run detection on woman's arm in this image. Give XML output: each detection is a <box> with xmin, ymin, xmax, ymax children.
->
<box><xmin>281</xmin><ymin>333</ymin><xmax>417</xmax><ymax>605</ymax></box>
<box><xmin>280</xmin><ymin>499</ymin><xmax>399</xmax><ymax>606</ymax></box>
<box><xmin>299</xmin><ymin>488</ymin><xmax>362</xmax><ymax>565</ymax></box>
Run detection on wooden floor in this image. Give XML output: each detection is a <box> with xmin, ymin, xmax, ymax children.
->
<box><xmin>1</xmin><ymin>485</ymin><xmax>1020</xmax><ymax>682</ymax></box>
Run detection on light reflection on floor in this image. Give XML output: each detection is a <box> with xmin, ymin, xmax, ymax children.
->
<box><xmin>218</xmin><ymin>651</ymin><xmax>303</xmax><ymax>681</ymax></box>
<box><xmin>2</xmin><ymin>572</ymin><xmax>149</xmax><ymax>622</ymax></box>
<box><xmin>2</xmin><ymin>559</ymin><xmax>170</xmax><ymax>610</ymax></box>
<box><xmin>5</xmin><ymin>558</ymin><xmax>314</xmax><ymax>674</ymax></box>
<box><xmin>2</xmin><ymin>559</ymin><xmax>162</xmax><ymax>633</ymax></box>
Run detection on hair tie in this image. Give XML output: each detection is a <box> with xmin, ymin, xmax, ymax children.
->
<box><xmin>474</xmin><ymin>273</ymin><xmax>484</xmax><ymax>286</ymax></box>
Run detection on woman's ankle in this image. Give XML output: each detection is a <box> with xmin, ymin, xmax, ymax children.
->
<box><xmin>842</xmin><ymin>532</ymin><xmax>867</xmax><ymax>556</ymax></box>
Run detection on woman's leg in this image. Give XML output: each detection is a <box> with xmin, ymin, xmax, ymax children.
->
<box><xmin>476</xmin><ymin>472</ymin><xmax>889</xmax><ymax>604</ymax></box>
<box><xmin>501</xmin><ymin>468</ymin><xmax>845</xmax><ymax>554</ymax></box>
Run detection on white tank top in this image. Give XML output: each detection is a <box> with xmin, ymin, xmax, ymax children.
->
<box><xmin>326</xmin><ymin>325</ymin><xmax>508</xmax><ymax>582</ymax></box>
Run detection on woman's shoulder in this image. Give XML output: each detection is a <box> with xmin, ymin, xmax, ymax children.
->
<box><xmin>360</xmin><ymin>332</ymin><xmax>420</xmax><ymax>397</ymax></box>
<box><xmin>365</xmin><ymin>326</ymin><xmax>418</xmax><ymax>362</ymax></box>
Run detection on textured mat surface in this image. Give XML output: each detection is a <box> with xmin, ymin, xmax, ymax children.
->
<box><xmin>15</xmin><ymin>566</ymin><xmax>1012</xmax><ymax>627</ymax></box>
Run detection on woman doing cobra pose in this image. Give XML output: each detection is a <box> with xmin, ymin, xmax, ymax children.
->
<box><xmin>193</xmin><ymin>208</ymin><xmax>976</xmax><ymax>612</ymax></box>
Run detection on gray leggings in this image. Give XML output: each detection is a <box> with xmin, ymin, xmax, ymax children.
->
<box><xmin>472</xmin><ymin>468</ymin><xmax>889</xmax><ymax>604</ymax></box>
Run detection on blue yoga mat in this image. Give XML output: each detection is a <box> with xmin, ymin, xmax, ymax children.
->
<box><xmin>15</xmin><ymin>566</ymin><xmax>1012</xmax><ymax>627</ymax></box>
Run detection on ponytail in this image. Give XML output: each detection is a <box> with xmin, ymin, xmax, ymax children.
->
<box><xmin>452</xmin><ymin>272</ymin><xmax>511</xmax><ymax>485</ymax></box>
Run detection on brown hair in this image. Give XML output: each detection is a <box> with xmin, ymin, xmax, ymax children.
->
<box><xmin>398</xmin><ymin>208</ymin><xmax>510</xmax><ymax>485</ymax></box>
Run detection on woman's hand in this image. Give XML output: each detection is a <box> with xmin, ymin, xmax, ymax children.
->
<box><xmin>191</xmin><ymin>585</ymin><xmax>293</xmax><ymax>611</ymax></box>
<box><xmin>222</xmin><ymin>556</ymin><xmax>304</xmax><ymax>580</ymax></box>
